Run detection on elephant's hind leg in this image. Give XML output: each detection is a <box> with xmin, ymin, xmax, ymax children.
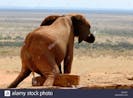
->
<box><xmin>34</xmin><ymin>54</ymin><xmax>59</xmax><ymax>87</ymax></box>
<box><xmin>8</xmin><ymin>68</ymin><xmax>31</xmax><ymax>88</ymax></box>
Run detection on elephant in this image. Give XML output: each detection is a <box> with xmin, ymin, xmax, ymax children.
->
<box><xmin>8</xmin><ymin>14</ymin><xmax>95</xmax><ymax>88</ymax></box>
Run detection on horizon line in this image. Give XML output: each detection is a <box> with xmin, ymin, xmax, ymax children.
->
<box><xmin>0</xmin><ymin>8</ymin><xmax>133</xmax><ymax>11</ymax></box>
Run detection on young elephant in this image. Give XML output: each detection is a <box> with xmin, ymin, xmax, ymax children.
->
<box><xmin>8</xmin><ymin>14</ymin><xmax>95</xmax><ymax>88</ymax></box>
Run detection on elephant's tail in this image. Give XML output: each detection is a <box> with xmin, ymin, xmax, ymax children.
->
<box><xmin>32</xmin><ymin>71</ymin><xmax>35</xmax><ymax>78</ymax></box>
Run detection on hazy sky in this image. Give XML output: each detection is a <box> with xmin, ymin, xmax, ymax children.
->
<box><xmin>0</xmin><ymin>0</ymin><xmax>133</xmax><ymax>10</ymax></box>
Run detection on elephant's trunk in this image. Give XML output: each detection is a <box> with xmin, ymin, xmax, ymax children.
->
<box><xmin>85</xmin><ymin>33</ymin><xmax>95</xmax><ymax>43</ymax></box>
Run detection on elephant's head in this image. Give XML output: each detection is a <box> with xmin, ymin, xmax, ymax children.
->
<box><xmin>70</xmin><ymin>14</ymin><xmax>95</xmax><ymax>43</ymax></box>
<box><xmin>40</xmin><ymin>14</ymin><xmax>95</xmax><ymax>43</ymax></box>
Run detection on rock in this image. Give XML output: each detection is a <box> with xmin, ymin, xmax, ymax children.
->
<box><xmin>32</xmin><ymin>74</ymin><xmax>80</xmax><ymax>87</ymax></box>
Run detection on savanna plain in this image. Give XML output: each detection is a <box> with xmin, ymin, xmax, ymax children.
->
<box><xmin>0</xmin><ymin>10</ymin><xmax>133</xmax><ymax>88</ymax></box>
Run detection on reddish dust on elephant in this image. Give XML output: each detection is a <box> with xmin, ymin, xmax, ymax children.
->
<box><xmin>8</xmin><ymin>14</ymin><xmax>95</xmax><ymax>88</ymax></box>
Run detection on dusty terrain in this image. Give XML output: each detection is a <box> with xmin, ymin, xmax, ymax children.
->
<box><xmin>0</xmin><ymin>53</ymin><xmax>133</xmax><ymax>89</ymax></box>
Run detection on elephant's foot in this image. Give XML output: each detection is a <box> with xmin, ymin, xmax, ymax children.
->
<box><xmin>43</xmin><ymin>74</ymin><xmax>55</xmax><ymax>87</ymax></box>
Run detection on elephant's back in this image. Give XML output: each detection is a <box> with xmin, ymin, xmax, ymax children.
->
<box><xmin>25</xmin><ymin>31</ymin><xmax>65</xmax><ymax>64</ymax></box>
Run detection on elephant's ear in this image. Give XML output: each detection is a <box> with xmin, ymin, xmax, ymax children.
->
<box><xmin>40</xmin><ymin>15</ymin><xmax>60</xmax><ymax>26</ymax></box>
<box><xmin>71</xmin><ymin>14</ymin><xmax>91</xmax><ymax>43</ymax></box>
